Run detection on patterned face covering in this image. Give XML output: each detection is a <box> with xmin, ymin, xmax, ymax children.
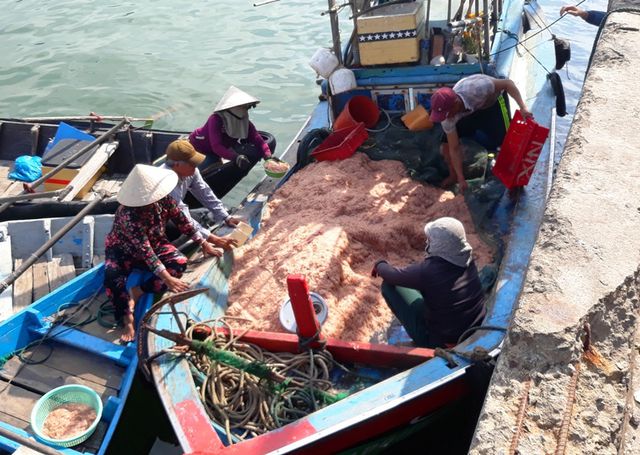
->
<box><xmin>424</xmin><ymin>217</ymin><xmax>472</xmax><ymax>267</ymax></box>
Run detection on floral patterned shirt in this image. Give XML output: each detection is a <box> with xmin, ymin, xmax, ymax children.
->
<box><xmin>105</xmin><ymin>196</ymin><xmax>204</xmax><ymax>274</ymax></box>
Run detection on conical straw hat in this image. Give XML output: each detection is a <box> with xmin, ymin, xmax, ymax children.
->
<box><xmin>213</xmin><ymin>86</ymin><xmax>260</xmax><ymax>112</ymax></box>
<box><xmin>117</xmin><ymin>164</ymin><xmax>178</xmax><ymax>207</ymax></box>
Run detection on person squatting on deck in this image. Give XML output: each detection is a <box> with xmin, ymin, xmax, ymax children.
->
<box><xmin>104</xmin><ymin>164</ymin><xmax>222</xmax><ymax>343</ymax></box>
<box><xmin>429</xmin><ymin>74</ymin><xmax>532</xmax><ymax>193</ymax></box>
<box><xmin>371</xmin><ymin>217</ymin><xmax>486</xmax><ymax>348</ymax></box>
<box><xmin>162</xmin><ymin>139</ymin><xmax>239</xmax><ymax>250</ymax></box>
<box><xmin>189</xmin><ymin>85</ymin><xmax>272</xmax><ymax>196</ymax></box>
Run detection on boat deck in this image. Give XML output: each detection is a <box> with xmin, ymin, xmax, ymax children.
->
<box><xmin>0</xmin><ymin>161</ymin><xmax>25</xmax><ymax>198</ymax></box>
<box><xmin>0</xmin><ymin>291</ymin><xmax>122</xmax><ymax>453</ymax></box>
<box><xmin>11</xmin><ymin>255</ymin><xmax>77</xmax><ymax>315</ymax></box>
<box><xmin>0</xmin><ymin>159</ymin><xmax>125</xmax><ymax>201</ymax></box>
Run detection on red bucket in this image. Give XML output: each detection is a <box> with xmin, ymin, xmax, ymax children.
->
<box><xmin>492</xmin><ymin>110</ymin><xmax>550</xmax><ymax>189</ymax></box>
<box><xmin>311</xmin><ymin>122</ymin><xmax>368</xmax><ymax>161</ymax></box>
<box><xmin>333</xmin><ymin>96</ymin><xmax>380</xmax><ymax>130</ymax></box>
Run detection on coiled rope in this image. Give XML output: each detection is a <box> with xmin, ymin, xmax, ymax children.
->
<box><xmin>185</xmin><ymin>319</ymin><xmax>348</xmax><ymax>443</ymax></box>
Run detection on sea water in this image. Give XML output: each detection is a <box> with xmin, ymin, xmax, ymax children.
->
<box><xmin>1</xmin><ymin>0</ymin><xmax>604</xmax><ymax>200</ymax></box>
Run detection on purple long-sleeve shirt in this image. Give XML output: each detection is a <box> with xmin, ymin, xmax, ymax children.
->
<box><xmin>188</xmin><ymin>113</ymin><xmax>270</xmax><ymax>161</ymax></box>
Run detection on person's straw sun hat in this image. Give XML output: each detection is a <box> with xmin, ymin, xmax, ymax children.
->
<box><xmin>117</xmin><ymin>164</ymin><xmax>178</xmax><ymax>207</ymax></box>
<box><xmin>213</xmin><ymin>86</ymin><xmax>260</xmax><ymax>112</ymax></box>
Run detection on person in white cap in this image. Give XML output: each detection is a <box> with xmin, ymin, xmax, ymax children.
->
<box><xmin>162</xmin><ymin>139</ymin><xmax>240</xmax><ymax>250</ymax></box>
<box><xmin>104</xmin><ymin>164</ymin><xmax>221</xmax><ymax>343</ymax></box>
<box><xmin>371</xmin><ymin>217</ymin><xmax>486</xmax><ymax>348</ymax></box>
<box><xmin>188</xmin><ymin>86</ymin><xmax>273</xmax><ymax>194</ymax></box>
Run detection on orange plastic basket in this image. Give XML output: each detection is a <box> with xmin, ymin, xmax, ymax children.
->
<box><xmin>492</xmin><ymin>110</ymin><xmax>550</xmax><ymax>189</ymax></box>
<box><xmin>310</xmin><ymin>123</ymin><xmax>368</xmax><ymax>161</ymax></box>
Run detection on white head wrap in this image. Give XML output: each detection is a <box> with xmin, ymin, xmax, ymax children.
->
<box><xmin>424</xmin><ymin>217</ymin><xmax>473</xmax><ymax>267</ymax></box>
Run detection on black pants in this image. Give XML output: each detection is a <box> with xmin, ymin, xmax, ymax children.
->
<box><xmin>441</xmin><ymin>95</ymin><xmax>510</xmax><ymax>151</ymax></box>
<box><xmin>194</xmin><ymin>142</ymin><xmax>263</xmax><ymax>199</ymax></box>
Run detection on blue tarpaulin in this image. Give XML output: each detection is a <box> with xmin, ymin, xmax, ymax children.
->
<box><xmin>9</xmin><ymin>155</ymin><xmax>42</xmax><ymax>182</ymax></box>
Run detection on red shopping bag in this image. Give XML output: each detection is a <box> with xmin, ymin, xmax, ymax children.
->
<box><xmin>492</xmin><ymin>110</ymin><xmax>550</xmax><ymax>189</ymax></box>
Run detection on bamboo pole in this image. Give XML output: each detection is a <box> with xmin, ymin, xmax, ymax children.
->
<box><xmin>328</xmin><ymin>0</ymin><xmax>343</xmax><ymax>65</ymax></box>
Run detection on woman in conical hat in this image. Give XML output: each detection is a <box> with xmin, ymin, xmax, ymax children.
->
<box><xmin>188</xmin><ymin>86</ymin><xmax>273</xmax><ymax>194</ymax></box>
<box><xmin>104</xmin><ymin>164</ymin><xmax>222</xmax><ymax>342</ymax></box>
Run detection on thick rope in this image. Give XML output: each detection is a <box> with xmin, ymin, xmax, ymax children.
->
<box><xmin>186</xmin><ymin>320</ymin><xmax>348</xmax><ymax>443</ymax></box>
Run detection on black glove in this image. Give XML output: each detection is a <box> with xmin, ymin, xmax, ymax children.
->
<box><xmin>371</xmin><ymin>260</ymin><xmax>388</xmax><ymax>278</ymax></box>
<box><xmin>235</xmin><ymin>154</ymin><xmax>251</xmax><ymax>171</ymax></box>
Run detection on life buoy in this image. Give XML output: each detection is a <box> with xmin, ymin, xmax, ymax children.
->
<box><xmin>296</xmin><ymin>128</ymin><xmax>331</xmax><ymax>168</ymax></box>
<box><xmin>548</xmin><ymin>73</ymin><xmax>567</xmax><ymax>117</ymax></box>
<box><xmin>258</xmin><ymin>131</ymin><xmax>277</xmax><ymax>154</ymax></box>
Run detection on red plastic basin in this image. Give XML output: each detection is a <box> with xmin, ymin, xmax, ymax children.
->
<box><xmin>310</xmin><ymin>123</ymin><xmax>368</xmax><ymax>161</ymax></box>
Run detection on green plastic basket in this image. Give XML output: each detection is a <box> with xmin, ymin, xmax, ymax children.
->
<box><xmin>264</xmin><ymin>158</ymin><xmax>290</xmax><ymax>178</ymax></box>
<box><xmin>30</xmin><ymin>384</ymin><xmax>103</xmax><ymax>448</ymax></box>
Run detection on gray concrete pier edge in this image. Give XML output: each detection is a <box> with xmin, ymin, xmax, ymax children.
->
<box><xmin>469</xmin><ymin>6</ymin><xmax>640</xmax><ymax>454</ymax></box>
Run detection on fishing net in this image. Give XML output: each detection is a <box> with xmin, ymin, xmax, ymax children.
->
<box><xmin>362</xmin><ymin>115</ymin><xmax>508</xmax><ymax>281</ymax></box>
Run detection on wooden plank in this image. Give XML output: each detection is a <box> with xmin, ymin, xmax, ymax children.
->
<box><xmin>12</xmin><ymin>258</ymin><xmax>33</xmax><ymax>313</ymax></box>
<box><xmin>2</xmin><ymin>181</ymin><xmax>23</xmax><ymax>197</ymax></box>
<box><xmin>0</xmin><ymin>179</ymin><xmax>13</xmax><ymax>196</ymax></box>
<box><xmin>13</xmin><ymin>446</ymin><xmax>43</xmax><ymax>455</ymax></box>
<box><xmin>31</xmin><ymin>259</ymin><xmax>50</xmax><ymax>303</ymax></box>
<box><xmin>77</xmin><ymin>420</ymin><xmax>107</xmax><ymax>452</ymax></box>
<box><xmin>0</xmin><ymin>382</ymin><xmax>41</xmax><ymax>423</ymax></box>
<box><xmin>0</xmin><ymin>356</ymin><xmax>117</xmax><ymax>399</ymax></box>
<box><xmin>0</xmin><ymin>408</ymin><xmax>30</xmax><ymax>431</ymax></box>
<box><xmin>0</xmin><ymin>227</ymin><xmax>12</xmax><ymax>321</ymax></box>
<box><xmin>15</xmin><ymin>343</ymin><xmax>124</xmax><ymax>390</ymax></box>
<box><xmin>61</xmin><ymin>142</ymin><xmax>117</xmax><ymax>202</ymax></box>
<box><xmin>47</xmin><ymin>254</ymin><xmax>76</xmax><ymax>292</ymax></box>
<box><xmin>76</xmin><ymin>295</ymin><xmax>121</xmax><ymax>344</ymax></box>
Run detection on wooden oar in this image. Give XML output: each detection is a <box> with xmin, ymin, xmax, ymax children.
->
<box><xmin>0</xmin><ymin>189</ymin><xmax>64</xmax><ymax>204</ymax></box>
<box><xmin>0</xmin><ymin>118</ymin><xmax>128</xmax><ymax>216</ymax></box>
<box><xmin>0</xmin><ymin>192</ymin><xmax>107</xmax><ymax>294</ymax></box>
<box><xmin>20</xmin><ymin>114</ymin><xmax>152</xmax><ymax>123</ymax></box>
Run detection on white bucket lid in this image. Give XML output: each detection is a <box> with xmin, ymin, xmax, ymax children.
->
<box><xmin>279</xmin><ymin>292</ymin><xmax>328</xmax><ymax>333</ymax></box>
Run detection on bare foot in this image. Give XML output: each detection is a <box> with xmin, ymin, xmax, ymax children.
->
<box><xmin>120</xmin><ymin>313</ymin><xmax>135</xmax><ymax>343</ymax></box>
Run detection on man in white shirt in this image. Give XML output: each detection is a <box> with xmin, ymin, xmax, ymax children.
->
<box><xmin>162</xmin><ymin>140</ymin><xmax>239</xmax><ymax>250</ymax></box>
<box><xmin>430</xmin><ymin>75</ymin><xmax>533</xmax><ymax>192</ymax></box>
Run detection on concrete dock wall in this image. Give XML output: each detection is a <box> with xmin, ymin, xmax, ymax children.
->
<box><xmin>470</xmin><ymin>5</ymin><xmax>640</xmax><ymax>454</ymax></box>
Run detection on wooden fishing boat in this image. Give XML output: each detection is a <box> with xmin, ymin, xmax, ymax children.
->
<box><xmin>0</xmin><ymin>208</ymin><xmax>211</xmax><ymax>323</ymax></box>
<box><xmin>0</xmin><ymin>115</ymin><xmax>276</xmax><ymax>222</ymax></box>
<box><xmin>0</xmin><ymin>261</ymin><xmax>156</xmax><ymax>454</ymax></box>
<box><xmin>141</xmin><ymin>0</ymin><xmax>561</xmax><ymax>452</ymax></box>
<box><xmin>0</xmin><ymin>205</ymin><xmax>215</xmax><ymax>454</ymax></box>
